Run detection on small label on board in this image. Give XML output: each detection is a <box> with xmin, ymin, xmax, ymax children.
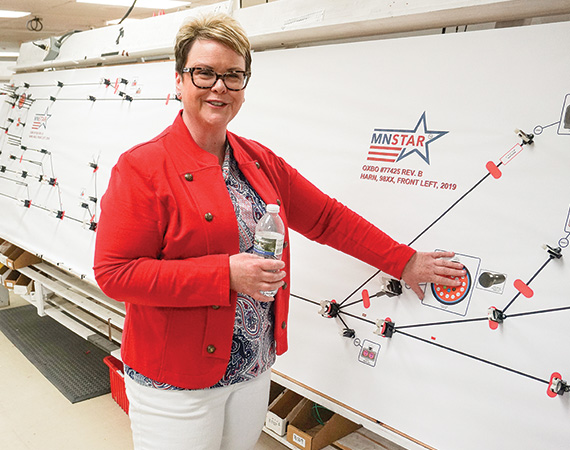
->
<box><xmin>292</xmin><ymin>433</ymin><xmax>306</xmax><ymax>447</ymax></box>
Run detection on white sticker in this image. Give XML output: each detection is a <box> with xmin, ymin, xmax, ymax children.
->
<box><xmin>292</xmin><ymin>433</ymin><xmax>306</xmax><ymax>448</ymax></box>
<box><xmin>500</xmin><ymin>143</ymin><xmax>523</xmax><ymax>165</ymax></box>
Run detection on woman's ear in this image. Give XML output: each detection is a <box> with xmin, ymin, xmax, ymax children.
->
<box><xmin>174</xmin><ymin>71</ymin><xmax>183</xmax><ymax>97</ymax></box>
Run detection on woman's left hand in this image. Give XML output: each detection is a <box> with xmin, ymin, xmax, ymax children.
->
<box><xmin>229</xmin><ymin>253</ymin><xmax>286</xmax><ymax>302</ymax></box>
<box><xmin>401</xmin><ymin>251</ymin><xmax>466</xmax><ymax>300</ymax></box>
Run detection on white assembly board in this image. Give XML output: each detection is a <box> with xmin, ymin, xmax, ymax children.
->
<box><xmin>1</xmin><ymin>21</ymin><xmax>570</xmax><ymax>450</ymax></box>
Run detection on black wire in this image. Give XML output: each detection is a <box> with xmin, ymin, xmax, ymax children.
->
<box><xmin>57</xmin><ymin>30</ymin><xmax>81</xmax><ymax>46</ymax></box>
<box><xmin>337</xmin><ymin>313</ymin><xmax>351</xmax><ymax>331</ymax></box>
<box><xmin>408</xmin><ymin>165</ymin><xmax>501</xmax><ymax>247</ymax></box>
<box><xmin>396</xmin><ymin>329</ymin><xmax>549</xmax><ymax>385</ymax></box>
<box><xmin>290</xmin><ymin>293</ymin><xmax>320</xmax><ymax>306</ymax></box>
<box><xmin>338</xmin><ymin>162</ymin><xmax>503</xmax><ymax>308</ymax></box>
<box><xmin>505</xmin><ymin>305</ymin><xmax>570</xmax><ymax>319</ymax></box>
<box><xmin>27</xmin><ymin>17</ymin><xmax>44</xmax><ymax>32</ymax></box>
<box><xmin>502</xmin><ymin>257</ymin><xmax>554</xmax><ymax>313</ymax></box>
<box><xmin>119</xmin><ymin>0</ymin><xmax>138</xmax><ymax>24</ymax></box>
<box><xmin>339</xmin><ymin>291</ymin><xmax>385</xmax><ymax>310</ymax></box>
<box><xmin>31</xmin><ymin>97</ymin><xmax>170</xmax><ymax>102</ymax></box>
<box><xmin>26</xmin><ymin>83</ymin><xmax>100</xmax><ymax>88</ymax></box>
<box><xmin>396</xmin><ymin>316</ymin><xmax>489</xmax><ymax>330</ymax></box>
<box><xmin>335</xmin><ymin>309</ymin><xmax>375</xmax><ymax>326</ymax></box>
<box><xmin>338</xmin><ymin>270</ymin><xmax>380</xmax><ymax>307</ymax></box>
<box><xmin>394</xmin><ymin>301</ymin><xmax>570</xmax><ymax>333</ymax></box>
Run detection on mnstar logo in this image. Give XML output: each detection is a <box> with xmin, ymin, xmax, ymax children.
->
<box><xmin>32</xmin><ymin>109</ymin><xmax>52</xmax><ymax>130</ymax></box>
<box><xmin>367</xmin><ymin>112</ymin><xmax>448</xmax><ymax>165</ymax></box>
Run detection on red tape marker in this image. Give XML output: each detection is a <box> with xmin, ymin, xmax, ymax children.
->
<box><xmin>514</xmin><ymin>279</ymin><xmax>534</xmax><ymax>298</ymax></box>
<box><xmin>486</xmin><ymin>161</ymin><xmax>502</xmax><ymax>179</ymax></box>
<box><xmin>362</xmin><ymin>289</ymin><xmax>370</xmax><ymax>309</ymax></box>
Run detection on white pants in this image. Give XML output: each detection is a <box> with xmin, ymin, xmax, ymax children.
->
<box><xmin>124</xmin><ymin>370</ymin><xmax>271</xmax><ymax>450</ymax></box>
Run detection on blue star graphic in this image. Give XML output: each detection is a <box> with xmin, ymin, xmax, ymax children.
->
<box><xmin>395</xmin><ymin>112</ymin><xmax>448</xmax><ymax>165</ymax></box>
<box><xmin>34</xmin><ymin>108</ymin><xmax>52</xmax><ymax>129</ymax></box>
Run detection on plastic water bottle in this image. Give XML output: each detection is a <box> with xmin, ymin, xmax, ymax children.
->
<box><xmin>253</xmin><ymin>204</ymin><xmax>285</xmax><ymax>297</ymax></box>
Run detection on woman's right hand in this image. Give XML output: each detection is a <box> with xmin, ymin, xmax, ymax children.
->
<box><xmin>229</xmin><ymin>253</ymin><xmax>286</xmax><ymax>302</ymax></box>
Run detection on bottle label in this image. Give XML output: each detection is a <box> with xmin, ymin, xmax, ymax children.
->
<box><xmin>253</xmin><ymin>232</ymin><xmax>284</xmax><ymax>260</ymax></box>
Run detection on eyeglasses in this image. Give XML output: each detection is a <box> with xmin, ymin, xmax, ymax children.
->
<box><xmin>182</xmin><ymin>66</ymin><xmax>250</xmax><ymax>91</ymax></box>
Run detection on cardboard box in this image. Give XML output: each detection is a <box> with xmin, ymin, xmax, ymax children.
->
<box><xmin>0</xmin><ymin>243</ymin><xmax>16</xmax><ymax>265</ymax></box>
<box><xmin>286</xmin><ymin>399</ymin><xmax>361</xmax><ymax>450</ymax></box>
<box><xmin>14</xmin><ymin>274</ymin><xmax>33</xmax><ymax>295</ymax></box>
<box><xmin>269</xmin><ymin>380</ymin><xmax>286</xmax><ymax>405</ymax></box>
<box><xmin>4</xmin><ymin>270</ymin><xmax>20</xmax><ymax>289</ymax></box>
<box><xmin>335</xmin><ymin>429</ymin><xmax>406</xmax><ymax>450</ymax></box>
<box><xmin>0</xmin><ymin>240</ymin><xmax>11</xmax><ymax>255</ymax></box>
<box><xmin>5</xmin><ymin>247</ymin><xmax>41</xmax><ymax>270</ymax></box>
<box><xmin>265</xmin><ymin>388</ymin><xmax>305</xmax><ymax>436</ymax></box>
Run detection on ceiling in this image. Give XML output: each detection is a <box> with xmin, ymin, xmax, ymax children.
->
<box><xmin>0</xmin><ymin>0</ymin><xmax>222</xmax><ymax>52</ymax></box>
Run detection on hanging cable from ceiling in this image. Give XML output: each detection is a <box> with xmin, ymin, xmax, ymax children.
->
<box><xmin>119</xmin><ymin>0</ymin><xmax>139</xmax><ymax>24</ymax></box>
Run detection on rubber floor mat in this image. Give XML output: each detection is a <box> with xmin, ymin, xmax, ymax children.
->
<box><xmin>0</xmin><ymin>304</ymin><xmax>110</xmax><ymax>403</ymax></box>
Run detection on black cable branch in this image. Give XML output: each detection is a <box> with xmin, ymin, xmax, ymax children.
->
<box><xmin>334</xmin><ymin>159</ymin><xmax>506</xmax><ymax>310</ymax></box>
<box><xmin>312</xmin><ymin>130</ymin><xmax>540</xmax><ymax>316</ymax></box>
<box><xmin>287</xmin><ymin>130</ymin><xmax>570</xmax><ymax>392</ymax></box>
<box><xmin>31</xmin><ymin>96</ymin><xmax>176</xmax><ymax>102</ymax></box>
<box><xmin>398</xmin><ymin>245</ymin><xmax>563</xmax><ymax>330</ymax></box>
<box><xmin>395</xmin><ymin>305</ymin><xmax>570</xmax><ymax>332</ymax></box>
<box><xmin>23</xmin><ymin>82</ymin><xmax>102</xmax><ymax>88</ymax></box>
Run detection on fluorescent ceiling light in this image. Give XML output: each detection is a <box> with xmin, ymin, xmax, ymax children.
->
<box><xmin>76</xmin><ymin>0</ymin><xmax>191</xmax><ymax>8</ymax></box>
<box><xmin>0</xmin><ymin>10</ymin><xmax>31</xmax><ymax>18</ymax></box>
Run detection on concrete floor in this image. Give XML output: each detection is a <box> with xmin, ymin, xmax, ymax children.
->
<box><xmin>0</xmin><ymin>293</ymin><xmax>288</xmax><ymax>450</ymax></box>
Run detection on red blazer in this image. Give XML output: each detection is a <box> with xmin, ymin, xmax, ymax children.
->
<box><xmin>94</xmin><ymin>112</ymin><xmax>415</xmax><ymax>389</ymax></box>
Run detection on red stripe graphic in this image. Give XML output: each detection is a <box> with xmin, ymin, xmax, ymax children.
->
<box><xmin>368</xmin><ymin>157</ymin><xmax>398</xmax><ymax>162</ymax></box>
<box><xmin>368</xmin><ymin>145</ymin><xmax>401</xmax><ymax>162</ymax></box>
<box><xmin>370</xmin><ymin>146</ymin><xmax>402</xmax><ymax>151</ymax></box>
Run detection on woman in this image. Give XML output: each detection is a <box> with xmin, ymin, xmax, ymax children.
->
<box><xmin>94</xmin><ymin>12</ymin><xmax>464</xmax><ymax>450</ymax></box>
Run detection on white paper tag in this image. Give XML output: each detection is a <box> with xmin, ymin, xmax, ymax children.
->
<box><xmin>292</xmin><ymin>433</ymin><xmax>306</xmax><ymax>448</ymax></box>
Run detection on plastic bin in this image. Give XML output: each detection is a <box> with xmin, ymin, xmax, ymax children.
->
<box><xmin>103</xmin><ymin>355</ymin><xmax>129</xmax><ymax>414</ymax></box>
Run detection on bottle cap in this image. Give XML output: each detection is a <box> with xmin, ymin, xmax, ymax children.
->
<box><xmin>266</xmin><ymin>204</ymin><xmax>280</xmax><ymax>214</ymax></box>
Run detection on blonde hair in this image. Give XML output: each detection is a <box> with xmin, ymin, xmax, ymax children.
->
<box><xmin>175</xmin><ymin>12</ymin><xmax>252</xmax><ymax>75</ymax></box>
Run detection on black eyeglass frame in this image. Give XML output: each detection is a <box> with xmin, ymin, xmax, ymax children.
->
<box><xmin>181</xmin><ymin>66</ymin><xmax>251</xmax><ymax>91</ymax></box>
